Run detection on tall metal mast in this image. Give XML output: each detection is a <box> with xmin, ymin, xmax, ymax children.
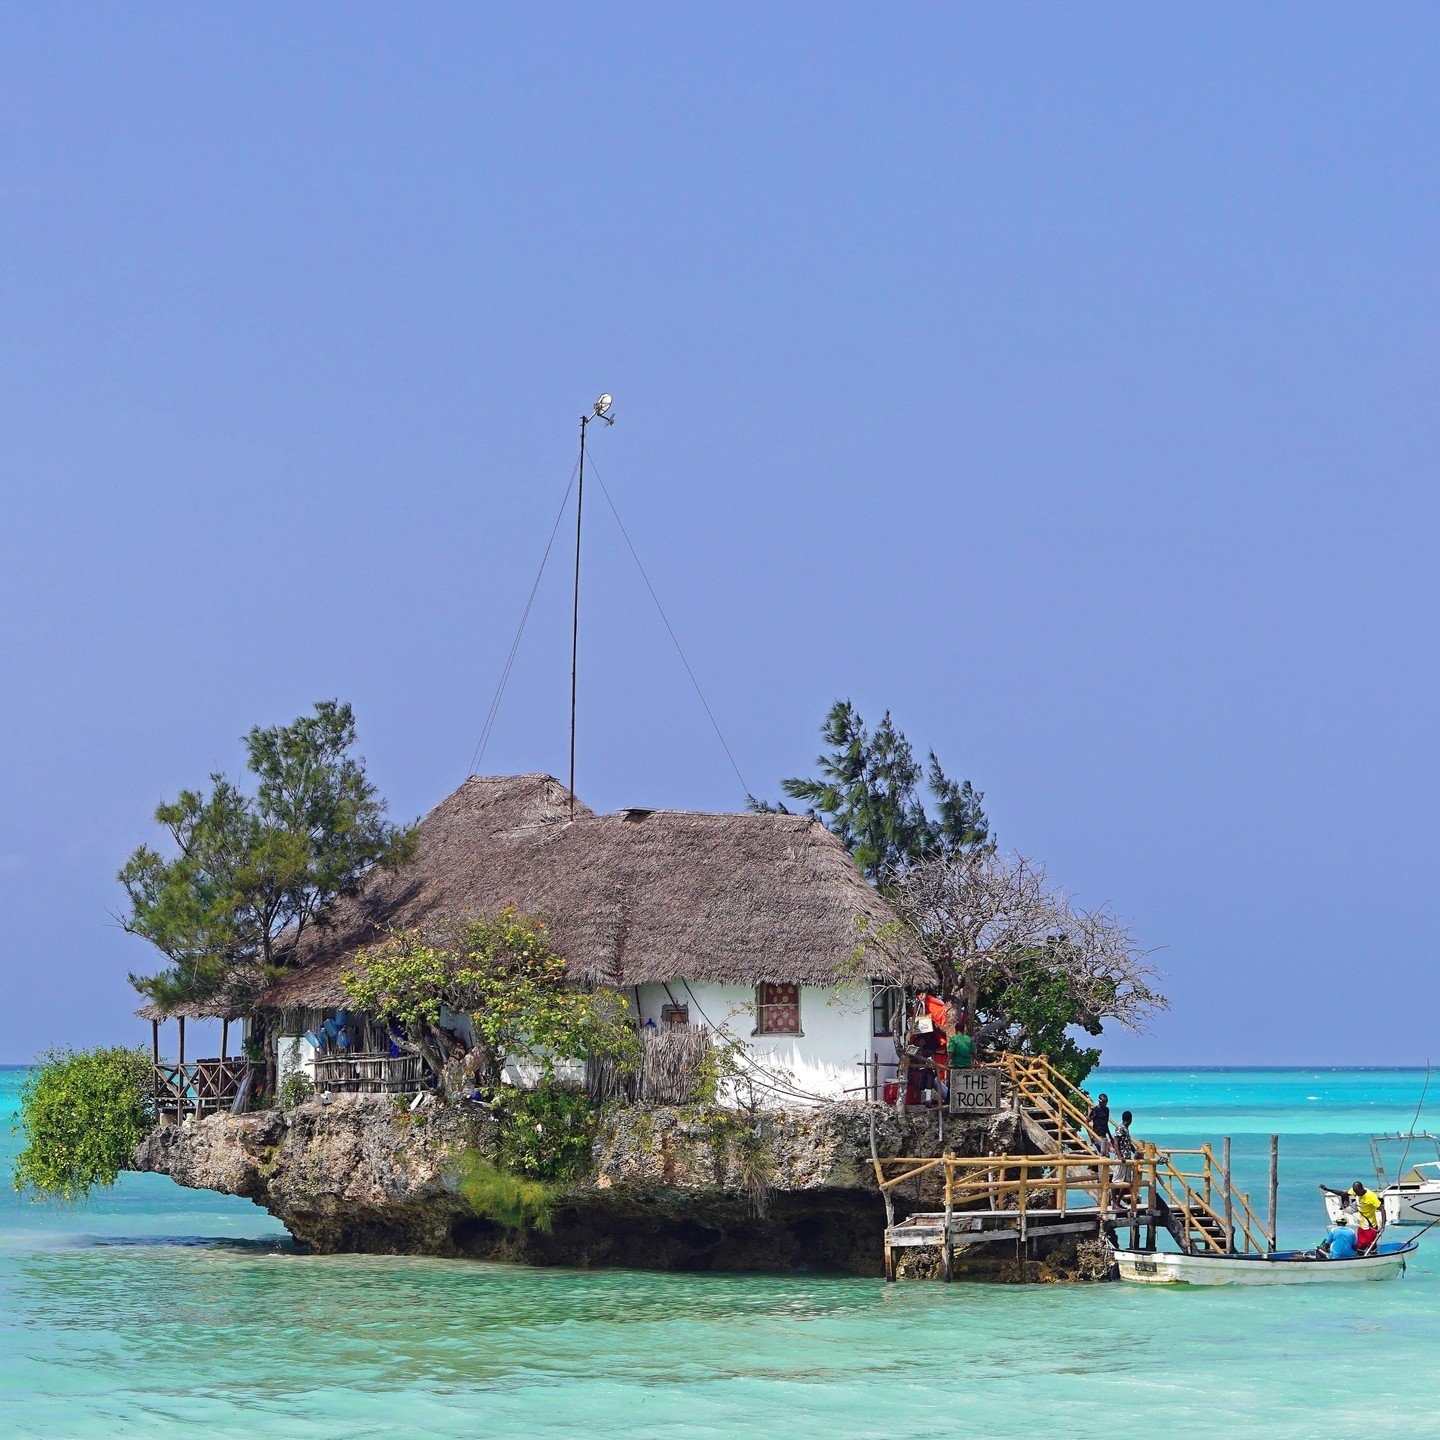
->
<box><xmin>569</xmin><ymin>394</ymin><xmax>613</xmax><ymax>819</ymax></box>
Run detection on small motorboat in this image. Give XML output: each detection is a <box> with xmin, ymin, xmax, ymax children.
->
<box><xmin>1323</xmin><ymin>1133</ymin><xmax>1440</xmax><ymax>1227</ymax></box>
<box><xmin>1114</xmin><ymin>1240</ymin><xmax>1418</xmax><ymax>1286</ymax></box>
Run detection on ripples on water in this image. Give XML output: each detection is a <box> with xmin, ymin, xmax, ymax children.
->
<box><xmin>4</xmin><ymin>1066</ymin><xmax>1439</xmax><ymax>1438</ymax></box>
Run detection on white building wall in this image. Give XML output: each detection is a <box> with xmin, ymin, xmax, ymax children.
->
<box><xmin>276</xmin><ymin>1034</ymin><xmax>317</xmax><ymax>1084</ymax></box>
<box><xmin>633</xmin><ymin>980</ymin><xmax>893</xmax><ymax>1104</ymax></box>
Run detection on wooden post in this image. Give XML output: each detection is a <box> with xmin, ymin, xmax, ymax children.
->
<box><xmin>221</xmin><ymin>1018</ymin><xmax>229</xmax><ymax>1064</ymax></box>
<box><xmin>151</xmin><ymin>1018</ymin><xmax>159</xmax><ymax>1116</ymax></box>
<box><xmin>1018</xmin><ymin>1162</ymin><xmax>1028</xmax><ymax>1241</ymax></box>
<box><xmin>1268</xmin><ymin>1134</ymin><xmax>1280</xmax><ymax>1253</ymax></box>
<box><xmin>178</xmin><ymin>1015</ymin><xmax>186</xmax><ymax>1066</ymax></box>
<box><xmin>1148</xmin><ymin>1154</ymin><xmax>1159</xmax><ymax>1250</ymax></box>
<box><xmin>869</xmin><ymin>1107</ymin><xmax>895</xmax><ymax>1230</ymax></box>
<box><xmin>1222</xmin><ymin>1136</ymin><xmax>1233</xmax><ymax>1254</ymax></box>
<box><xmin>942</xmin><ymin>1159</ymin><xmax>954</xmax><ymax>1282</ymax></box>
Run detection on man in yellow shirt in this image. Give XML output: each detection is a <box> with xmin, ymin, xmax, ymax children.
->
<box><xmin>1353</xmin><ymin>1182</ymin><xmax>1382</xmax><ymax>1229</ymax></box>
<box><xmin>1323</xmin><ymin>1180</ymin><xmax>1383</xmax><ymax>1245</ymax></box>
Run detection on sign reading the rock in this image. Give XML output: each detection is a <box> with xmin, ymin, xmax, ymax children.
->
<box><xmin>948</xmin><ymin>1067</ymin><xmax>1001</xmax><ymax>1115</ymax></box>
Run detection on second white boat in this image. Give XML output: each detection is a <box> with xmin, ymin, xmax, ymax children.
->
<box><xmin>1322</xmin><ymin>1134</ymin><xmax>1440</xmax><ymax>1227</ymax></box>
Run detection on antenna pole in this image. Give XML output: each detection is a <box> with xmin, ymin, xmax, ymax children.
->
<box><xmin>569</xmin><ymin>413</ymin><xmax>588</xmax><ymax>820</ymax></box>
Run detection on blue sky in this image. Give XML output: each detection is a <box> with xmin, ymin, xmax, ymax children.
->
<box><xmin>2</xmin><ymin>5</ymin><xmax>1436</xmax><ymax>1064</ymax></box>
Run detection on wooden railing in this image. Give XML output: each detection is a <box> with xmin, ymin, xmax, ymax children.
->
<box><xmin>154</xmin><ymin>1058</ymin><xmax>257</xmax><ymax>1117</ymax></box>
<box><xmin>312</xmin><ymin>1052</ymin><xmax>423</xmax><ymax>1095</ymax></box>
<box><xmin>992</xmin><ymin>1050</ymin><xmax>1095</xmax><ymax>1150</ymax></box>
<box><xmin>985</xmin><ymin>1050</ymin><xmax>1265</xmax><ymax>1256</ymax></box>
<box><xmin>1151</xmin><ymin>1145</ymin><xmax>1267</xmax><ymax>1255</ymax></box>
<box><xmin>875</xmin><ymin>1152</ymin><xmax>1161</xmax><ymax>1238</ymax></box>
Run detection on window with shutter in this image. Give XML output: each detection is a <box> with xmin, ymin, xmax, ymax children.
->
<box><xmin>755</xmin><ymin>982</ymin><xmax>801</xmax><ymax>1036</ymax></box>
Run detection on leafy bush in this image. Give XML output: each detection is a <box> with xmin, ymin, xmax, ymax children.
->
<box><xmin>279</xmin><ymin>1072</ymin><xmax>315</xmax><ymax>1109</ymax></box>
<box><xmin>14</xmin><ymin>1047</ymin><xmax>154</xmax><ymax>1200</ymax></box>
<box><xmin>341</xmin><ymin>910</ymin><xmax>640</xmax><ymax>1094</ymax></box>
<box><xmin>456</xmin><ymin>1152</ymin><xmax>557</xmax><ymax>1231</ymax></box>
<box><xmin>492</xmin><ymin>1084</ymin><xmax>596</xmax><ymax>1184</ymax></box>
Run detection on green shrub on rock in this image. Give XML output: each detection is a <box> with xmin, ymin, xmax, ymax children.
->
<box><xmin>279</xmin><ymin>1072</ymin><xmax>315</xmax><ymax>1109</ymax></box>
<box><xmin>492</xmin><ymin>1084</ymin><xmax>596</xmax><ymax>1184</ymax></box>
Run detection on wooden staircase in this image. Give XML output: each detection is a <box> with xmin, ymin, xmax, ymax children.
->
<box><xmin>992</xmin><ymin>1051</ymin><xmax>1267</xmax><ymax>1256</ymax></box>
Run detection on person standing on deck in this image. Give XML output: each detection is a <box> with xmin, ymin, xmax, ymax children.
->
<box><xmin>1086</xmin><ymin>1093</ymin><xmax>1113</xmax><ymax>1157</ymax></box>
<box><xmin>1112</xmin><ymin>1109</ymin><xmax>1138</xmax><ymax>1186</ymax></box>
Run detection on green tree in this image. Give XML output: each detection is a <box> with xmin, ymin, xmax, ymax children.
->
<box><xmin>117</xmin><ymin>779</ymin><xmax>254</xmax><ymax>1012</ymax></box>
<box><xmin>886</xmin><ymin>851</ymin><xmax>1165</xmax><ymax>1085</ymax></box>
<box><xmin>341</xmin><ymin>909</ymin><xmax>639</xmax><ymax>1094</ymax></box>
<box><xmin>981</xmin><ymin>953</ymin><xmax>1104</xmax><ymax>1087</ymax></box>
<box><xmin>14</xmin><ymin>1048</ymin><xmax>154</xmax><ymax>1200</ymax></box>
<box><xmin>120</xmin><ymin>701</ymin><xmax>414</xmax><ymax>1012</ymax></box>
<box><xmin>755</xmin><ymin>700</ymin><xmax>989</xmax><ymax>884</ymax></box>
<box><xmin>768</xmin><ymin>702</ymin><xmax>1159</xmax><ymax>1082</ymax></box>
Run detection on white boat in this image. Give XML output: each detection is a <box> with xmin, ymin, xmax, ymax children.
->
<box><xmin>1323</xmin><ymin>1133</ymin><xmax>1440</xmax><ymax>1227</ymax></box>
<box><xmin>1115</xmin><ymin>1240</ymin><xmax>1417</xmax><ymax>1286</ymax></box>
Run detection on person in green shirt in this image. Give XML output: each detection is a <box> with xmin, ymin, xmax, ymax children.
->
<box><xmin>947</xmin><ymin>1031</ymin><xmax>975</xmax><ymax>1070</ymax></box>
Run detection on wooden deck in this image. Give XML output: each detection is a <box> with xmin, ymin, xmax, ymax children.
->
<box><xmin>877</xmin><ymin>1152</ymin><xmax>1164</xmax><ymax>1280</ymax></box>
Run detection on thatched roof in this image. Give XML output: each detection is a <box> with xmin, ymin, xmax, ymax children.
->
<box><xmin>136</xmin><ymin>995</ymin><xmax>247</xmax><ymax>1023</ymax></box>
<box><xmin>254</xmin><ymin>772</ymin><xmax>931</xmax><ymax>1011</ymax></box>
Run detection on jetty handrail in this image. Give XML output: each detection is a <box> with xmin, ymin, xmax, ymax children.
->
<box><xmin>991</xmin><ymin>1051</ymin><xmax>1097</xmax><ymax>1150</ymax></box>
<box><xmin>874</xmin><ymin>1152</ymin><xmax>1158</xmax><ymax>1228</ymax></box>
<box><xmin>1144</xmin><ymin>1144</ymin><xmax>1266</xmax><ymax>1255</ymax></box>
<box><xmin>879</xmin><ymin>1049</ymin><xmax>1265</xmax><ymax>1256</ymax></box>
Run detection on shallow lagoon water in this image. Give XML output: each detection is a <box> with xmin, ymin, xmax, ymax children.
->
<box><xmin>5</xmin><ymin>1065</ymin><xmax>1439</xmax><ymax>1438</ymax></box>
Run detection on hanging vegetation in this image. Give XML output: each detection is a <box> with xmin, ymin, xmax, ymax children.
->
<box><xmin>14</xmin><ymin>1048</ymin><xmax>154</xmax><ymax>1200</ymax></box>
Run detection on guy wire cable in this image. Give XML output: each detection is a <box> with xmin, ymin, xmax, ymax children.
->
<box><xmin>584</xmin><ymin>456</ymin><xmax>752</xmax><ymax>803</ymax></box>
<box><xmin>1396</xmin><ymin>1059</ymin><xmax>1432</xmax><ymax>1183</ymax></box>
<box><xmin>466</xmin><ymin>458</ymin><xmax>581</xmax><ymax>778</ymax></box>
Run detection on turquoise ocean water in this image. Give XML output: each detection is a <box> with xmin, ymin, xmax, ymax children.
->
<box><xmin>5</xmin><ymin>1064</ymin><xmax>1440</xmax><ymax>1438</ymax></box>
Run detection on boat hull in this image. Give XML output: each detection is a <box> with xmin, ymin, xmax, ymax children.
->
<box><xmin>1114</xmin><ymin>1242</ymin><xmax>1416</xmax><ymax>1286</ymax></box>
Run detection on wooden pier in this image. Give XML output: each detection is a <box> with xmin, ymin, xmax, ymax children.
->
<box><xmin>875</xmin><ymin>1052</ymin><xmax>1271</xmax><ymax>1280</ymax></box>
<box><xmin>877</xmin><ymin>1152</ymin><xmax>1162</xmax><ymax>1279</ymax></box>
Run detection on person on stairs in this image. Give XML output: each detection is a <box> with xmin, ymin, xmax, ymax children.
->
<box><xmin>1085</xmin><ymin>1093</ymin><xmax>1113</xmax><ymax>1157</ymax></box>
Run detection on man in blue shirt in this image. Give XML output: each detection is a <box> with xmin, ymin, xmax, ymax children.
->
<box><xmin>1325</xmin><ymin>1216</ymin><xmax>1360</xmax><ymax>1259</ymax></box>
